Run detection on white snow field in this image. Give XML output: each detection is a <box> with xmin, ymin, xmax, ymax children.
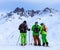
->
<box><xmin>0</xmin><ymin>12</ymin><xmax>60</xmax><ymax>50</ymax></box>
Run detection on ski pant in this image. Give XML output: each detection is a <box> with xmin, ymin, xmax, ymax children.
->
<box><xmin>42</xmin><ymin>34</ymin><xmax>48</xmax><ymax>43</ymax></box>
<box><xmin>20</xmin><ymin>33</ymin><xmax>27</xmax><ymax>44</ymax></box>
<box><xmin>33</xmin><ymin>36</ymin><xmax>41</xmax><ymax>45</ymax></box>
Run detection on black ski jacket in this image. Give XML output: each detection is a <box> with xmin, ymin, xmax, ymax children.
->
<box><xmin>18</xmin><ymin>23</ymin><xmax>28</xmax><ymax>33</ymax></box>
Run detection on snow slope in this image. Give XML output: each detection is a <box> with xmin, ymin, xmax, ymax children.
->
<box><xmin>0</xmin><ymin>12</ymin><xmax>60</xmax><ymax>50</ymax></box>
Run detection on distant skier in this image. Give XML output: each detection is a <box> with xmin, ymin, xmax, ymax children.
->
<box><xmin>18</xmin><ymin>21</ymin><xmax>30</xmax><ymax>46</ymax></box>
<box><xmin>32</xmin><ymin>22</ymin><xmax>41</xmax><ymax>46</ymax></box>
<box><xmin>40</xmin><ymin>23</ymin><xmax>48</xmax><ymax>46</ymax></box>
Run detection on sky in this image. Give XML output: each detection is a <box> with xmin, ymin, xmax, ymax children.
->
<box><xmin>0</xmin><ymin>0</ymin><xmax>60</xmax><ymax>12</ymax></box>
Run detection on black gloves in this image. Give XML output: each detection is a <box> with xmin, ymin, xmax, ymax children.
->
<box><xmin>28</xmin><ymin>29</ymin><xmax>30</xmax><ymax>31</ymax></box>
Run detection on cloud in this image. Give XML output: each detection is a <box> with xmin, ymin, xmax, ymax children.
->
<box><xmin>0</xmin><ymin>0</ymin><xmax>60</xmax><ymax>5</ymax></box>
<box><xmin>0</xmin><ymin>0</ymin><xmax>17</xmax><ymax>3</ymax></box>
<box><xmin>19</xmin><ymin>0</ymin><xmax>60</xmax><ymax>4</ymax></box>
<box><xmin>0</xmin><ymin>0</ymin><xmax>60</xmax><ymax>11</ymax></box>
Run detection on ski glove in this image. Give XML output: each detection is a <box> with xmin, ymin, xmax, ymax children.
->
<box><xmin>28</xmin><ymin>29</ymin><xmax>30</xmax><ymax>31</ymax></box>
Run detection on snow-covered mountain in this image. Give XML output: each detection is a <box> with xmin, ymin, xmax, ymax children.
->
<box><xmin>39</xmin><ymin>7</ymin><xmax>58</xmax><ymax>16</ymax></box>
<box><xmin>0</xmin><ymin>7</ymin><xmax>60</xmax><ymax>50</ymax></box>
<box><xmin>0</xmin><ymin>7</ymin><xmax>58</xmax><ymax>24</ymax></box>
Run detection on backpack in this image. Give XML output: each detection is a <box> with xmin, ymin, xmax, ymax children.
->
<box><xmin>44</xmin><ymin>25</ymin><xmax>47</xmax><ymax>32</ymax></box>
<box><xmin>33</xmin><ymin>25</ymin><xmax>40</xmax><ymax>33</ymax></box>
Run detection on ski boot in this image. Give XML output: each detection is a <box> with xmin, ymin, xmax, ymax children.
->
<box><xmin>34</xmin><ymin>44</ymin><xmax>37</xmax><ymax>46</ymax></box>
<box><xmin>42</xmin><ymin>43</ymin><xmax>45</xmax><ymax>46</ymax></box>
<box><xmin>24</xmin><ymin>43</ymin><xmax>27</xmax><ymax>46</ymax></box>
<box><xmin>38</xmin><ymin>43</ymin><xmax>41</xmax><ymax>46</ymax></box>
<box><xmin>46</xmin><ymin>42</ymin><xmax>48</xmax><ymax>46</ymax></box>
<box><xmin>21</xmin><ymin>44</ymin><xmax>24</xmax><ymax>46</ymax></box>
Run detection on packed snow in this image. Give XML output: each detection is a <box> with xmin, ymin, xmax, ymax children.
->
<box><xmin>0</xmin><ymin>12</ymin><xmax>60</xmax><ymax>50</ymax></box>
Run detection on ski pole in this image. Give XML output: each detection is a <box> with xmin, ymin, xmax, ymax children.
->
<box><xmin>16</xmin><ymin>34</ymin><xmax>20</xmax><ymax>45</ymax></box>
<box><xmin>29</xmin><ymin>31</ymin><xmax>30</xmax><ymax>45</ymax></box>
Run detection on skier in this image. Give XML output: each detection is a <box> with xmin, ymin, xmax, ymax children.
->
<box><xmin>18</xmin><ymin>21</ymin><xmax>30</xmax><ymax>46</ymax></box>
<box><xmin>32</xmin><ymin>22</ymin><xmax>41</xmax><ymax>46</ymax></box>
<box><xmin>40</xmin><ymin>23</ymin><xmax>48</xmax><ymax>46</ymax></box>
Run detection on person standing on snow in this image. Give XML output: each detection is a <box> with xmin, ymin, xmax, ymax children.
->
<box><xmin>18</xmin><ymin>21</ymin><xmax>30</xmax><ymax>46</ymax></box>
<box><xmin>32</xmin><ymin>22</ymin><xmax>41</xmax><ymax>46</ymax></box>
<box><xmin>40</xmin><ymin>23</ymin><xmax>48</xmax><ymax>46</ymax></box>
